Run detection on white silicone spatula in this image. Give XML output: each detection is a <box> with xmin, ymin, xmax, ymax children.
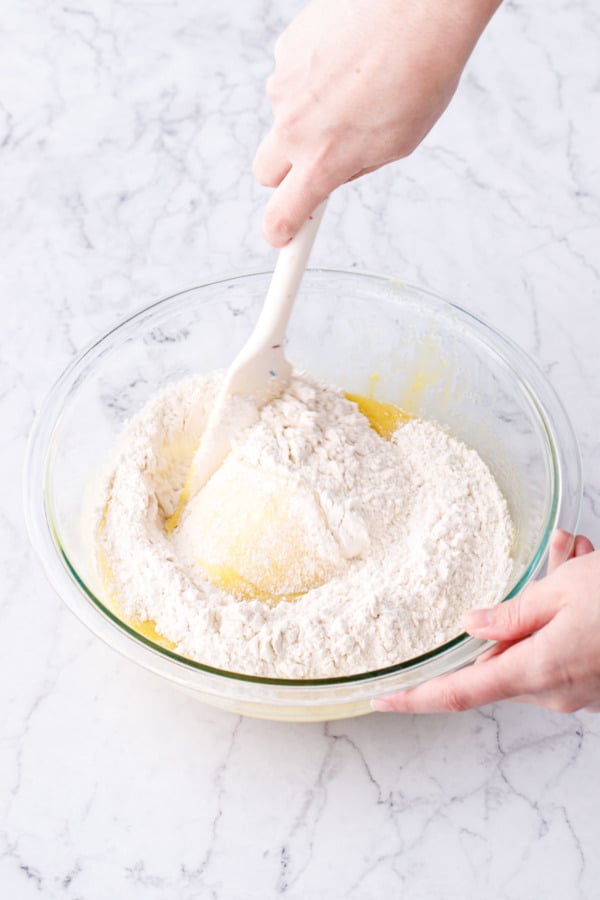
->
<box><xmin>187</xmin><ymin>199</ymin><xmax>328</xmax><ymax>499</ymax></box>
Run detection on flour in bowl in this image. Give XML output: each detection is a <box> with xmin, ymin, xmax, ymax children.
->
<box><xmin>93</xmin><ymin>372</ymin><xmax>513</xmax><ymax>678</ymax></box>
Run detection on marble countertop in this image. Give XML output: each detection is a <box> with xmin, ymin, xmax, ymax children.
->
<box><xmin>2</xmin><ymin>0</ymin><xmax>600</xmax><ymax>896</ymax></box>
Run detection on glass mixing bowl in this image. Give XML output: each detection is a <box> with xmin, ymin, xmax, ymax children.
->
<box><xmin>24</xmin><ymin>271</ymin><xmax>581</xmax><ymax>721</ymax></box>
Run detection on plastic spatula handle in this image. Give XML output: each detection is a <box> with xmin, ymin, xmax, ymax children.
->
<box><xmin>188</xmin><ymin>199</ymin><xmax>328</xmax><ymax>496</ymax></box>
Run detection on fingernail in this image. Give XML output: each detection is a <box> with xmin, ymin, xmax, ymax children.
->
<box><xmin>371</xmin><ymin>698</ymin><xmax>394</xmax><ymax>712</ymax></box>
<box><xmin>463</xmin><ymin>608</ymin><xmax>494</xmax><ymax>632</ymax></box>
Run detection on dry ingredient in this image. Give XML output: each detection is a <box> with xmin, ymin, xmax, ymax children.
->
<box><xmin>94</xmin><ymin>372</ymin><xmax>513</xmax><ymax>678</ymax></box>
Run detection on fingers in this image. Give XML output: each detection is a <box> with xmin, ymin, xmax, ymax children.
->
<box><xmin>475</xmin><ymin>638</ymin><xmax>521</xmax><ymax>664</ymax></box>
<box><xmin>463</xmin><ymin>578</ymin><xmax>560</xmax><ymax>643</ymax></box>
<box><xmin>574</xmin><ymin>534</ymin><xmax>595</xmax><ymax>557</ymax></box>
<box><xmin>261</xmin><ymin>164</ymin><xmax>333</xmax><ymax>247</ymax></box>
<box><xmin>372</xmin><ymin>532</ymin><xmax>600</xmax><ymax>716</ymax></box>
<box><xmin>372</xmin><ymin>637</ymin><xmax>551</xmax><ymax>714</ymax></box>
<box><xmin>548</xmin><ymin>529</ymin><xmax>574</xmax><ymax>573</ymax></box>
<box><xmin>253</xmin><ymin>129</ymin><xmax>291</xmax><ymax>188</ymax></box>
<box><xmin>461</xmin><ymin>530</ymin><xmax>595</xmax><ymax>641</ymax></box>
<box><xmin>547</xmin><ymin>531</ymin><xmax>594</xmax><ymax>573</ymax></box>
<box><xmin>512</xmin><ymin>690</ymin><xmax>597</xmax><ymax>714</ymax></box>
<box><xmin>346</xmin><ymin>164</ymin><xmax>382</xmax><ymax>183</ymax></box>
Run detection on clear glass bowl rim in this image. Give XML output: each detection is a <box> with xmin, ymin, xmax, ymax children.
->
<box><xmin>24</xmin><ymin>269</ymin><xmax>582</xmax><ymax>696</ymax></box>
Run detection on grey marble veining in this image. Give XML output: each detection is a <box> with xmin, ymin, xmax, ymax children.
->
<box><xmin>2</xmin><ymin>0</ymin><xmax>600</xmax><ymax>897</ymax></box>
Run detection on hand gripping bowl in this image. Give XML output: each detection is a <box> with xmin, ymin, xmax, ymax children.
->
<box><xmin>25</xmin><ymin>271</ymin><xmax>582</xmax><ymax>721</ymax></box>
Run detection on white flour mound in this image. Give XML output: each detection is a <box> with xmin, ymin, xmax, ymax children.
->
<box><xmin>94</xmin><ymin>372</ymin><xmax>513</xmax><ymax>678</ymax></box>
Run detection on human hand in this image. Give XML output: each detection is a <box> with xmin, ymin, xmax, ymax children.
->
<box><xmin>372</xmin><ymin>531</ymin><xmax>600</xmax><ymax>715</ymax></box>
<box><xmin>254</xmin><ymin>0</ymin><xmax>502</xmax><ymax>246</ymax></box>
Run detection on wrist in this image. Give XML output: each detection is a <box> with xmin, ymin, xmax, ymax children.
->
<box><xmin>452</xmin><ymin>0</ymin><xmax>503</xmax><ymax>39</ymax></box>
<box><xmin>423</xmin><ymin>0</ymin><xmax>503</xmax><ymax>75</ymax></box>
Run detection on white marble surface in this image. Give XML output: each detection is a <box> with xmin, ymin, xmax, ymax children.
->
<box><xmin>2</xmin><ymin>0</ymin><xmax>600</xmax><ymax>896</ymax></box>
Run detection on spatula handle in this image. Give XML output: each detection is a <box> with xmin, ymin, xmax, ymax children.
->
<box><xmin>251</xmin><ymin>199</ymin><xmax>328</xmax><ymax>348</ymax></box>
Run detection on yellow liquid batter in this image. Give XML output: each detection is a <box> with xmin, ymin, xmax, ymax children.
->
<box><xmin>198</xmin><ymin>560</ymin><xmax>304</xmax><ymax>606</ymax></box>
<box><xmin>345</xmin><ymin>392</ymin><xmax>409</xmax><ymax>438</ymax></box>
<box><xmin>98</xmin><ymin>392</ymin><xmax>410</xmax><ymax>645</ymax></box>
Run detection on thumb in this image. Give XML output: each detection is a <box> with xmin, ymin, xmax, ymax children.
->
<box><xmin>463</xmin><ymin>580</ymin><xmax>560</xmax><ymax>642</ymax></box>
